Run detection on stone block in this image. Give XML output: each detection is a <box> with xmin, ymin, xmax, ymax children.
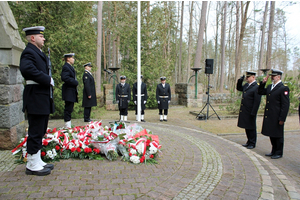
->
<box><xmin>0</xmin><ymin>65</ymin><xmax>9</xmax><ymax>84</ymax></box>
<box><xmin>104</xmin><ymin>84</ymin><xmax>113</xmax><ymax>89</ymax></box>
<box><xmin>0</xmin><ymin>101</ymin><xmax>24</xmax><ymax>128</ymax></box>
<box><xmin>0</xmin><ymin>84</ymin><xmax>23</xmax><ymax>104</ymax></box>
<box><xmin>0</xmin><ymin>122</ymin><xmax>25</xmax><ymax>149</ymax></box>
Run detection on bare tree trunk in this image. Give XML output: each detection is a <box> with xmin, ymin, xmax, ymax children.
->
<box><xmin>234</xmin><ymin>1</ymin><xmax>240</xmax><ymax>84</ymax></box>
<box><xmin>186</xmin><ymin>1</ymin><xmax>194</xmax><ymax>83</ymax></box>
<box><xmin>96</xmin><ymin>1</ymin><xmax>102</xmax><ymax>94</ymax></box>
<box><xmin>258</xmin><ymin>1</ymin><xmax>268</xmax><ymax>75</ymax></box>
<box><xmin>235</xmin><ymin>1</ymin><xmax>250</xmax><ymax>82</ymax></box>
<box><xmin>266</xmin><ymin>1</ymin><xmax>275</xmax><ymax>69</ymax></box>
<box><xmin>213</xmin><ymin>2</ymin><xmax>220</xmax><ymax>90</ymax></box>
<box><xmin>193</xmin><ymin>1</ymin><xmax>208</xmax><ymax>70</ymax></box>
<box><xmin>174</xmin><ymin>1</ymin><xmax>180</xmax><ymax>83</ymax></box>
<box><xmin>227</xmin><ymin>3</ymin><xmax>234</xmax><ymax>90</ymax></box>
<box><xmin>220</xmin><ymin>2</ymin><xmax>227</xmax><ymax>92</ymax></box>
<box><xmin>112</xmin><ymin>3</ymin><xmax>117</xmax><ymax>69</ymax></box>
<box><xmin>102</xmin><ymin>27</ymin><xmax>106</xmax><ymax>81</ymax></box>
<box><xmin>107</xmin><ymin>2</ymin><xmax>111</xmax><ymax>71</ymax></box>
<box><xmin>178</xmin><ymin>1</ymin><xmax>184</xmax><ymax>83</ymax></box>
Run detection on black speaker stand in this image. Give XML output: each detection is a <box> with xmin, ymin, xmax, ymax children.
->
<box><xmin>196</xmin><ymin>74</ymin><xmax>221</xmax><ymax>121</ymax></box>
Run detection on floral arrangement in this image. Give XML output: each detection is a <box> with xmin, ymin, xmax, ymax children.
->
<box><xmin>12</xmin><ymin>121</ymin><xmax>162</xmax><ymax>164</ymax></box>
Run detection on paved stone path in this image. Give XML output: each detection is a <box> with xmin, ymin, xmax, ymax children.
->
<box><xmin>0</xmin><ymin>119</ymin><xmax>300</xmax><ymax>200</ymax></box>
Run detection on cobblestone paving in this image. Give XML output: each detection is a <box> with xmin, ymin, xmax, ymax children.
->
<box><xmin>0</xmin><ymin>150</ymin><xmax>19</xmax><ymax>172</ymax></box>
<box><xmin>0</xmin><ymin>119</ymin><xmax>300</xmax><ymax>199</ymax></box>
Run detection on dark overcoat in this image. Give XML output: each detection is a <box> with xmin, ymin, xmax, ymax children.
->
<box><xmin>236</xmin><ymin>78</ymin><xmax>261</xmax><ymax>129</ymax></box>
<box><xmin>19</xmin><ymin>43</ymin><xmax>54</xmax><ymax>115</ymax></box>
<box><xmin>116</xmin><ymin>83</ymin><xmax>131</xmax><ymax>109</ymax></box>
<box><xmin>61</xmin><ymin>62</ymin><xmax>78</xmax><ymax>102</ymax></box>
<box><xmin>82</xmin><ymin>70</ymin><xmax>97</xmax><ymax>107</ymax></box>
<box><xmin>132</xmin><ymin>82</ymin><xmax>148</xmax><ymax>110</ymax></box>
<box><xmin>258</xmin><ymin>81</ymin><xmax>290</xmax><ymax>137</ymax></box>
<box><xmin>156</xmin><ymin>83</ymin><xmax>171</xmax><ymax>109</ymax></box>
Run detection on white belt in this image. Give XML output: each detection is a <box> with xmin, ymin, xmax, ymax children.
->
<box><xmin>135</xmin><ymin>94</ymin><xmax>145</xmax><ymax>96</ymax></box>
<box><xmin>26</xmin><ymin>80</ymin><xmax>39</xmax><ymax>85</ymax></box>
<box><xmin>159</xmin><ymin>96</ymin><xmax>169</xmax><ymax>98</ymax></box>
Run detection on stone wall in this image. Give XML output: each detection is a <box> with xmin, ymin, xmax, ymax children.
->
<box><xmin>202</xmin><ymin>92</ymin><xmax>232</xmax><ymax>104</ymax></box>
<box><xmin>0</xmin><ymin>2</ymin><xmax>26</xmax><ymax>149</ymax></box>
<box><xmin>175</xmin><ymin>83</ymin><xmax>203</xmax><ymax>108</ymax></box>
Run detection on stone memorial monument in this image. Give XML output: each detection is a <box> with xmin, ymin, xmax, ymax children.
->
<box><xmin>0</xmin><ymin>2</ymin><xmax>26</xmax><ymax>149</ymax></box>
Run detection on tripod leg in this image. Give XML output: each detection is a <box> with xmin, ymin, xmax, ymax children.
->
<box><xmin>208</xmin><ymin>103</ymin><xmax>221</xmax><ymax>120</ymax></box>
<box><xmin>196</xmin><ymin>103</ymin><xmax>208</xmax><ymax>119</ymax></box>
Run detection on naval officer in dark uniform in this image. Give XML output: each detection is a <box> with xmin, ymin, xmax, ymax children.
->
<box><xmin>20</xmin><ymin>26</ymin><xmax>54</xmax><ymax>176</ymax></box>
<box><xmin>61</xmin><ymin>53</ymin><xmax>78</xmax><ymax>128</ymax></box>
<box><xmin>82</xmin><ymin>62</ymin><xmax>97</xmax><ymax>122</ymax></box>
<box><xmin>116</xmin><ymin>75</ymin><xmax>131</xmax><ymax>121</ymax></box>
<box><xmin>133</xmin><ymin>75</ymin><xmax>148</xmax><ymax>122</ymax></box>
<box><xmin>236</xmin><ymin>71</ymin><xmax>261</xmax><ymax>149</ymax></box>
<box><xmin>258</xmin><ymin>69</ymin><xmax>290</xmax><ymax>159</ymax></box>
<box><xmin>156</xmin><ymin>76</ymin><xmax>171</xmax><ymax>121</ymax></box>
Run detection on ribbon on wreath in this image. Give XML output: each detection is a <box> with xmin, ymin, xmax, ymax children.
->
<box><xmin>11</xmin><ymin>137</ymin><xmax>27</xmax><ymax>154</ymax></box>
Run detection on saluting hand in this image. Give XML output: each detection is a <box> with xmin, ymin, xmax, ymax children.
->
<box><xmin>262</xmin><ymin>75</ymin><xmax>269</xmax><ymax>83</ymax></box>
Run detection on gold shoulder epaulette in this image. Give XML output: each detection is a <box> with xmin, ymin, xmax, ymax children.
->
<box><xmin>257</xmin><ymin>83</ymin><xmax>260</xmax><ymax>85</ymax></box>
<box><xmin>85</xmin><ymin>71</ymin><xmax>88</xmax><ymax>73</ymax></box>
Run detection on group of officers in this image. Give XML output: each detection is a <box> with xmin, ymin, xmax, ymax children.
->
<box><xmin>18</xmin><ymin>25</ymin><xmax>290</xmax><ymax>177</ymax></box>
<box><xmin>19</xmin><ymin>26</ymin><xmax>172</xmax><ymax>176</ymax></box>
<box><xmin>115</xmin><ymin>75</ymin><xmax>171</xmax><ymax>122</ymax></box>
<box><xmin>237</xmin><ymin>69</ymin><xmax>290</xmax><ymax>160</ymax></box>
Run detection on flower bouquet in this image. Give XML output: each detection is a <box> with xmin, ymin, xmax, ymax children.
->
<box><xmin>12</xmin><ymin>120</ymin><xmax>162</xmax><ymax>164</ymax></box>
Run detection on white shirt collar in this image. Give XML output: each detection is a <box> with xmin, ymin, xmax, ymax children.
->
<box><xmin>273</xmin><ymin>80</ymin><xmax>281</xmax><ymax>88</ymax></box>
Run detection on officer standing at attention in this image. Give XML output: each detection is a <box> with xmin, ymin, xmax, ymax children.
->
<box><xmin>61</xmin><ymin>53</ymin><xmax>78</xmax><ymax>128</ymax></box>
<box><xmin>82</xmin><ymin>62</ymin><xmax>97</xmax><ymax>122</ymax></box>
<box><xmin>116</xmin><ymin>75</ymin><xmax>131</xmax><ymax>121</ymax></box>
<box><xmin>258</xmin><ymin>69</ymin><xmax>290</xmax><ymax>159</ymax></box>
<box><xmin>20</xmin><ymin>26</ymin><xmax>54</xmax><ymax>176</ymax></box>
<box><xmin>156</xmin><ymin>76</ymin><xmax>171</xmax><ymax>121</ymax></box>
<box><xmin>133</xmin><ymin>75</ymin><xmax>148</xmax><ymax>122</ymax></box>
<box><xmin>236</xmin><ymin>71</ymin><xmax>261</xmax><ymax>149</ymax></box>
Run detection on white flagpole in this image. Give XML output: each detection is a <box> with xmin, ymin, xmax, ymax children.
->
<box><xmin>137</xmin><ymin>1</ymin><xmax>141</xmax><ymax>122</ymax></box>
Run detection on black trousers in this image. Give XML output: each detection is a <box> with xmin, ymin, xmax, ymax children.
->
<box><xmin>270</xmin><ymin>136</ymin><xmax>284</xmax><ymax>156</ymax></box>
<box><xmin>64</xmin><ymin>101</ymin><xmax>74</xmax><ymax>122</ymax></box>
<box><xmin>245</xmin><ymin>129</ymin><xmax>257</xmax><ymax>146</ymax></box>
<box><xmin>135</xmin><ymin>107</ymin><xmax>145</xmax><ymax>115</ymax></box>
<box><xmin>119</xmin><ymin>108</ymin><xmax>128</xmax><ymax>116</ymax></box>
<box><xmin>27</xmin><ymin>114</ymin><xmax>49</xmax><ymax>154</ymax></box>
<box><xmin>84</xmin><ymin>107</ymin><xmax>91</xmax><ymax>121</ymax></box>
<box><xmin>159</xmin><ymin>109</ymin><xmax>168</xmax><ymax>115</ymax></box>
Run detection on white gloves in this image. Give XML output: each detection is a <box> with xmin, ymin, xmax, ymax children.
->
<box><xmin>168</xmin><ymin>100</ymin><xmax>170</xmax><ymax>104</ymax></box>
<box><xmin>50</xmin><ymin>78</ymin><xmax>55</xmax><ymax>86</ymax></box>
<box><xmin>144</xmin><ymin>101</ymin><xmax>147</xmax><ymax>104</ymax></box>
<box><xmin>157</xmin><ymin>101</ymin><xmax>160</xmax><ymax>104</ymax></box>
<box><xmin>134</xmin><ymin>101</ymin><xmax>137</xmax><ymax>105</ymax></box>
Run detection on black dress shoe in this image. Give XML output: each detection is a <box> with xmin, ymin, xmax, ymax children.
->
<box><xmin>247</xmin><ymin>145</ymin><xmax>255</xmax><ymax>149</ymax></box>
<box><xmin>141</xmin><ymin>120</ymin><xmax>146</xmax><ymax>122</ymax></box>
<box><xmin>25</xmin><ymin>167</ymin><xmax>51</xmax><ymax>176</ymax></box>
<box><xmin>271</xmin><ymin>155</ymin><xmax>282</xmax><ymax>159</ymax></box>
<box><xmin>242</xmin><ymin>143</ymin><xmax>249</xmax><ymax>147</ymax></box>
<box><xmin>265</xmin><ymin>153</ymin><xmax>273</xmax><ymax>157</ymax></box>
<box><xmin>43</xmin><ymin>163</ymin><xmax>54</xmax><ymax>170</ymax></box>
<box><xmin>163</xmin><ymin>119</ymin><xmax>167</xmax><ymax>122</ymax></box>
<box><xmin>84</xmin><ymin>119</ymin><xmax>91</xmax><ymax>122</ymax></box>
